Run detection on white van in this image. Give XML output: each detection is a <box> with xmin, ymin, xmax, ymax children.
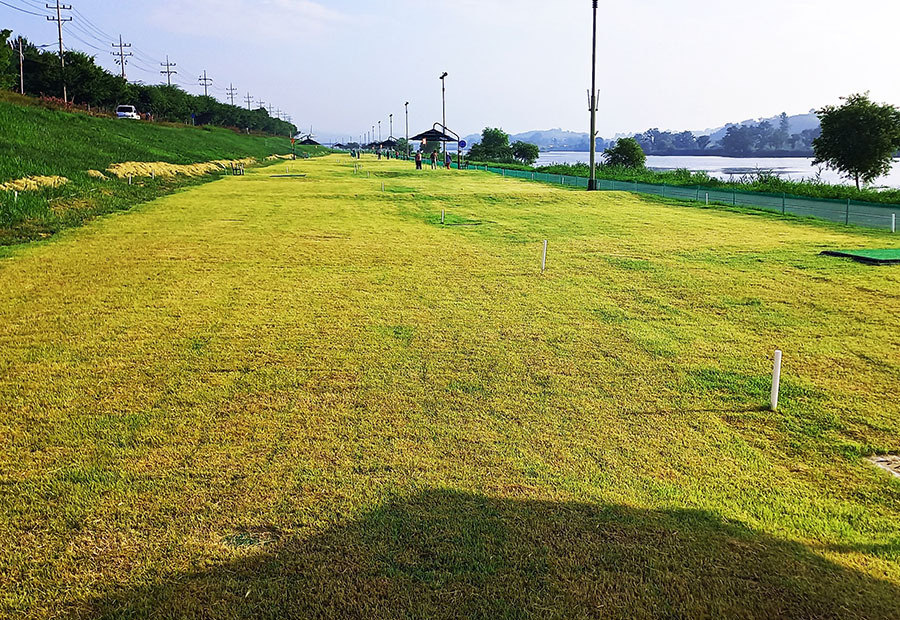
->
<box><xmin>116</xmin><ymin>105</ymin><xmax>140</xmax><ymax>120</ymax></box>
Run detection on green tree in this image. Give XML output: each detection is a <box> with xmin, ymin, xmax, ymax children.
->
<box><xmin>603</xmin><ymin>137</ymin><xmax>646</xmax><ymax>169</ymax></box>
<box><xmin>511</xmin><ymin>141</ymin><xmax>539</xmax><ymax>165</ymax></box>
<box><xmin>696</xmin><ymin>135</ymin><xmax>711</xmax><ymax>151</ymax></box>
<box><xmin>467</xmin><ymin>127</ymin><xmax>514</xmax><ymax>163</ymax></box>
<box><xmin>0</xmin><ymin>30</ymin><xmax>15</xmax><ymax>91</ymax></box>
<box><xmin>813</xmin><ymin>93</ymin><xmax>900</xmax><ymax>189</ymax></box>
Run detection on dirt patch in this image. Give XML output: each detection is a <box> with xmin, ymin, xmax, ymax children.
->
<box><xmin>0</xmin><ymin>175</ymin><xmax>69</xmax><ymax>192</ymax></box>
<box><xmin>867</xmin><ymin>455</ymin><xmax>900</xmax><ymax>478</ymax></box>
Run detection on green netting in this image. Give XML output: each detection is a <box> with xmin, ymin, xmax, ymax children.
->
<box><xmin>457</xmin><ymin>163</ymin><xmax>900</xmax><ymax>231</ymax></box>
<box><xmin>821</xmin><ymin>249</ymin><xmax>900</xmax><ymax>264</ymax></box>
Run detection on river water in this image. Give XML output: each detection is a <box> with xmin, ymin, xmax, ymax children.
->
<box><xmin>535</xmin><ymin>152</ymin><xmax>900</xmax><ymax>189</ymax></box>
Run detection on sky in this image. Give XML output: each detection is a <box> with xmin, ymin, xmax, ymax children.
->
<box><xmin>4</xmin><ymin>0</ymin><xmax>900</xmax><ymax>141</ymax></box>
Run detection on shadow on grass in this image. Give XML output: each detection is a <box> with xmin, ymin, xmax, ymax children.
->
<box><xmin>84</xmin><ymin>490</ymin><xmax>899</xmax><ymax>619</ymax></box>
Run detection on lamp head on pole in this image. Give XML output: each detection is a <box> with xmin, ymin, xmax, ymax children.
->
<box><xmin>440</xmin><ymin>72</ymin><xmax>448</xmax><ymax>80</ymax></box>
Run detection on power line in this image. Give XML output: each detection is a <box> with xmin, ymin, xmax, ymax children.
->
<box><xmin>0</xmin><ymin>0</ymin><xmax>46</xmax><ymax>17</ymax></box>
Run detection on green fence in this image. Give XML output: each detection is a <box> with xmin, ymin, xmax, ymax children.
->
<box><xmin>459</xmin><ymin>164</ymin><xmax>900</xmax><ymax>231</ymax></box>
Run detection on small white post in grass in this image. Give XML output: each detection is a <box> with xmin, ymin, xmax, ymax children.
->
<box><xmin>770</xmin><ymin>350</ymin><xmax>783</xmax><ymax>411</ymax></box>
<box><xmin>893</xmin><ymin>213</ymin><xmax>896</xmax><ymax>233</ymax></box>
<box><xmin>151</xmin><ymin>171</ymin><xmax>155</xmax><ymax>180</ymax></box>
<box><xmin>541</xmin><ymin>240</ymin><xmax>548</xmax><ymax>274</ymax></box>
<box><xmin>128</xmin><ymin>175</ymin><xmax>132</xmax><ymax>185</ymax></box>
<box><xmin>705</xmin><ymin>192</ymin><xmax>709</xmax><ymax>205</ymax></box>
<box><xmin>441</xmin><ymin>209</ymin><xmax>445</xmax><ymax>224</ymax></box>
<box><xmin>13</xmin><ymin>191</ymin><xmax>18</xmax><ymax>203</ymax></box>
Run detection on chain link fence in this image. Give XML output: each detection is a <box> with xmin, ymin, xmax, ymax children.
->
<box><xmin>461</xmin><ymin>164</ymin><xmax>899</xmax><ymax>231</ymax></box>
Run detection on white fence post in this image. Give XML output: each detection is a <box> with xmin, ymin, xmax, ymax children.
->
<box><xmin>770</xmin><ymin>350</ymin><xmax>783</xmax><ymax>411</ymax></box>
<box><xmin>541</xmin><ymin>240</ymin><xmax>548</xmax><ymax>274</ymax></box>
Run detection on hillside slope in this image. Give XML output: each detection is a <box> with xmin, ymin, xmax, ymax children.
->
<box><xmin>0</xmin><ymin>93</ymin><xmax>323</xmax><ymax>244</ymax></box>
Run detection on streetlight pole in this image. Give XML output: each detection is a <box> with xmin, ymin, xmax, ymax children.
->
<box><xmin>378</xmin><ymin>120</ymin><xmax>382</xmax><ymax>142</ymax></box>
<box><xmin>588</xmin><ymin>0</ymin><xmax>599</xmax><ymax>191</ymax></box>
<box><xmin>389</xmin><ymin>114</ymin><xmax>393</xmax><ymax>141</ymax></box>
<box><xmin>405</xmin><ymin>102</ymin><xmax>410</xmax><ymax>159</ymax></box>
<box><xmin>440</xmin><ymin>72</ymin><xmax>448</xmax><ymax>155</ymax></box>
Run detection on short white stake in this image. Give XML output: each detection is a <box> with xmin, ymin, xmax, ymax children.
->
<box><xmin>705</xmin><ymin>192</ymin><xmax>709</xmax><ymax>205</ymax></box>
<box><xmin>892</xmin><ymin>213</ymin><xmax>896</xmax><ymax>233</ymax></box>
<box><xmin>151</xmin><ymin>172</ymin><xmax>155</xmax><ymax>179</ymax></box>
<box><xmin>541</xmin><ymin>240</ymin><xmax>548</xmax><ymax>274</ymax></box>
<box><xmin>770</xmin><ymin>350</ymin><xmax>783</xmax><ymax>411</ymax></box>
<box><xmin>14</xmin><ymin>190</ymin><xmax>18</xmax><ymax>203</ymax></box>
<box><xmin>441</xmin><ymin>210</ymin><xmax>445</xmax><ymax>224</ymax></box>
<box><xmin>128</xmin><ymin>175</ymin><xmax>132</xmax><ymax>185</ymax></box>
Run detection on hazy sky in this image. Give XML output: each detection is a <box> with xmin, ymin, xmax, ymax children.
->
<box><xmin>4</xmin><ymin>0</ymin><xmax>900</xmax><ymax>140</ymax></box>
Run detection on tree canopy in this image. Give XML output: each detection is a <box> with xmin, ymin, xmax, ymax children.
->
<box><xmin>813</xmin><ymin>93</ymin><xmax>900</xmax><ymax>189</ymax></box>
<box><xmin>603</xmin><ymin>138</ymin><xmax>646</xmax><ymax>169</ymax></box>
<box><xmin>511</xmin><ymin>141</ymin><xmax>540</xmax><ymax>165</ymax></box>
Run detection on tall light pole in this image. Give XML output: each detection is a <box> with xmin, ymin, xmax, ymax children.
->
<box><xmin>440</xmin><ymin>72</ymin><xmax>448</xmax><ymax>155</ymax></box>
<box><xmin>405</xmin><ymin>102</ymin><xmax>410</xmax><ymax>159</ymax></box>
<box><xmin>378</xmin><ymin>120</ymin><xmax>382</xmax><ymax>142</ymax></box>
<box><xmin>588</xmin><ymin>0</ymin><xmax>599</xmax><ymax>191</ymax></box>
<box><xmin>389</xmin><ymin>114</ymin><xmax>393</xmax><ymax>140</ymax></box>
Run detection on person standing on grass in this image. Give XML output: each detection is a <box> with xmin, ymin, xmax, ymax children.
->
<box><xmin>415</xmin><ymin>151</ymin><xmax>423</xmax><ymax>170</ymax></box>
<box><xmin>445</xmin><ymin>150</ymin><xmax>452</xmax><ymax>169</ymax></box>
<box><xmin>430</xmin><ymin>150</ymin><xmax>438</xmax><ymax>170</ymax></box>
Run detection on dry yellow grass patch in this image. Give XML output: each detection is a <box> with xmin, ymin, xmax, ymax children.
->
<box><xmin>86</xmin><ymin>170</ymin><xmax>108</xmax><ymax>180</ymax></box>
<box><xmin>105</xmin><ymin>158</ymin><xmax>256</xmax><ymax>179</ymax></box>
<box><xmin>0</xmin><ymin>175</ymin><xmax>69</xmax><ymax>192</ymax></box>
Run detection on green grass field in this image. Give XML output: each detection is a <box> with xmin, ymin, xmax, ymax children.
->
<box><xmin>1</xmin><ymin>154</ymin><xmax>899</xmax><ymax>618</ymax></box>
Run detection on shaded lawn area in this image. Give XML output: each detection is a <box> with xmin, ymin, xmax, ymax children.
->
<box><xmin>0</xmin><ymin>155</ymin><xmax>899</xmax><ymax>618</ymax></box>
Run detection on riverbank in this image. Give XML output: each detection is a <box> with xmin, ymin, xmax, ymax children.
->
<box><xmin>469</xmin><ymin>156</ymin><xmax>900</xmax><ymax>205</ymax></box>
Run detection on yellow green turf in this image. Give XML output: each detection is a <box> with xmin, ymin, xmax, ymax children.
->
<box><xmin>1</xmin><ymin>155</ymin><xmax>900</xmax><ymax>618</ymax></box>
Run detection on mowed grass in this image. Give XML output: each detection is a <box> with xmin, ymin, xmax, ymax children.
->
<box><xmin>1</xmin><ymin>155</ymin><xmax>900</xmax><ymax>618</ymax></box>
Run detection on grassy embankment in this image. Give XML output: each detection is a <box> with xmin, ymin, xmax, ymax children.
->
<box><xmin>467</xmin><ymin>158</ymin><xmax>900</xmax><ymax>205</ymax></box>
<box><xmin>1</xmin><ymin>155</ymin><xmax>900</xmax><ymax>618</ymax></box>
<box><xmin>0</xmin><ymin>92</ymin><xmax>327</xmax><ymax>244</ymax></box>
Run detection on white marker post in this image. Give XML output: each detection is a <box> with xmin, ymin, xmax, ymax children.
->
<box><xmin>705</xmin><ymin>192</ymin><xmax>709</xmax><ymax>205</ymax></box>
<box><xmin>541</xmin><ymin>240</ymin><xmax>548</xmax><ymax>274</ymax></box>
<box><xmin>13</xmin><ymin>191</ymin><xmax>18</xmax><ymax>203</ymax></box>
<box><xmin>441</xmin><ymin>210</ymin><xmax>445</xmax><ymax>224</ymax></box>
<box><xmin>128</xmin><ymin>175</ymin><xmax>132</xmax><ymax>185</ymax></box>
<box><xmin>892</xmin><ymin>213</ymin><xmax>896</xmax><ymax>233</ymax></box>
<box><xmin>770</xmin><ymin>350</ymin><xmax>783</xmax><ymax>411</ymax></box>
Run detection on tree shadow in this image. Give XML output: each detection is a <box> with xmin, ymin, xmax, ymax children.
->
<box><xmin>83</xmin><ymin>490</ymin><xmax>899</xmax><ymax>619</ymax></box>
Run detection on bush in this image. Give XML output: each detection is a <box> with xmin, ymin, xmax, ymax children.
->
<box><xmin>604</xmin><ymin>138</ymin><xmax>646</xmax><ymax>169</ymax></box>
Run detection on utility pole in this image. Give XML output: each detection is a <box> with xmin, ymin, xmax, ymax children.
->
<box><xmin>18</xmin><ymin>36</ymin><xmax>25</xmax><ymax>95</ymax></box>
<box><xmin>389</xmin><ymin>114</ymin><xmax>393</xmax><ymax>139</ymax></box>
<box><xmin>258</xmin><ymin>100</ymin><xmax>265</xmax><ymax>112</ymax></box>
<box><xmin>46</xmin><ymin>1</ymin><xmax>72</xmax><ymax>102</ymax></box>
<box><xmin>198</xmin><ymin>70</ymin><xmax>212</xmax><ymax>97</ymax></box>
<box><xmin>378</xmin><ymin>120</ymin><xmax>381</xmax><ymax>142</ymax></box>
<box><xmin>268</xmin><ymin>103</ymin><xmax>274</xmax><ymax>116</ymax></box>
<box><xmin>160</xmin><ymin>55</ymin><xmax>177</xmax><ymax>87</ymax></box>
<box><xmin>588</xmin><ymin>0</ymin><xmax>600</xmax><ymax>191</ymax></box>
<box><xmin>405</xmin><ymin>102</ymin><xmax>409</xmax><ymax>158</ymax></box>
<box><xmin>226</xmin><ymin>83</ymin><xmax>238</xmax><ymax>106</ymax></box>
<box><xmin>440</xmin><ymin>72</ymin><xmax>448</xmax><ymax>154</ymax></box>
<box><xmin>111</xmin><ymin>35</ymin><xmax>132</xmax><ymax>80</ymax></box>
<box><xmin>244</xmin><ymin>92</ymin><xmax>254</xmax><ymax>110</ymax></box>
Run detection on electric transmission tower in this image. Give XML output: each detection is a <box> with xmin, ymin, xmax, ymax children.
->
<box><xmin>111</xmin><ymin>35</ymin><xmax>132</xmax><ymax>80</ymax></box>
<box><xmin>226</xmin><ymin>83</ymin><xmax>238</xmax><ymax>106</ymax></box>
<box><xmin>160</xmin><ymin>55</ymin><xmax>177</xmax><ymax>87</ymax></box>
<box><xmin>198</xmin><ymin>70</ymin><xmax>213</xmax><ymax>97</ymax></box>
<box><xmin>46</xmin><ymin>1</ymin><xmax>72</xmax><ymax>101</ymax></box>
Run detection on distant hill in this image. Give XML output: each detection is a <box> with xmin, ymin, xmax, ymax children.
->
<box><xmin>703</xmin><ymin>111</ymin><xmax>820</xmax><ymax>144</ymax></box>
<box><xmin>463</xmin><ymin>129</ymin><xmax>609</xmax><ymax>152</ymax></box>
<box><xmin>462</xmin><ymin>111</ymin><xmax>821</xmax><ymax>154</ymax></box>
